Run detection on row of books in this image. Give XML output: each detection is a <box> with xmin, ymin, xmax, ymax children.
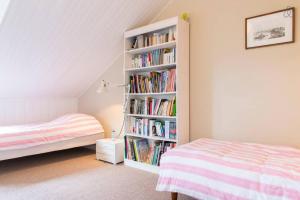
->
<box><xmin>126</xmin><ymin>117</ymin><xmax>176</xmax><ymax>139</ymax></box>
<box><xmin>129</xmin><ymin>69</ymin><xmax>176</xmax><ymax>93</ymax></box>
<box><xmin>131</xmin><ymin>48</ymin><xmax>176</xmax><ymax>68</ymax></box>
<box><xmin>131</xmin><ymin>27</ymin><xmax>176</xmax><ymax>49</ymax></box>
<box><xmin>125</xmin><ymin>137</ymin><xmax>176</xmax><ymax>166</ymax></box>
<box><xmin>129</xmin><ymin>97</ymin><xmax>176</xmax><ymax>116</ymax></box>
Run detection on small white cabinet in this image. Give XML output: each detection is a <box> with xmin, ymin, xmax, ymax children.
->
<box><xmin>96</xmin><ymin>138</ymin><xmax>124</xmax><ymax>164</ymax></box>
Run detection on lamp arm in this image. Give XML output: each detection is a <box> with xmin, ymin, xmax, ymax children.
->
<box><xmin>115</xmin><ymin>84</ymin><xmax>130</xmax><ymax>139</ymax></box>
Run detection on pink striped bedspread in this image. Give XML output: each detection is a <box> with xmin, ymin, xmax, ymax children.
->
<box><xmin>156</xmin><ymin>138</ymin><xmax>300</xmax><ymax>200</ymax></box>
<box><xmin>0</xmin><ymin>113</ymin><xmax>104</xmax><ymax>151</ymax></box>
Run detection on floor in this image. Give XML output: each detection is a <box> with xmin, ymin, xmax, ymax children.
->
<box><xmin>0</xmin><ymin>148</ymin><xmax>195</xmax><ymax>200</ymax></box>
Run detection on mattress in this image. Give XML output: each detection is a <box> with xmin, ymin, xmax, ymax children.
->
<box><xmin>156</xmin><ymin>138</ymin><xmax>300</xmax><ymax>200</ymax></box>
<box><xmin>0</xmin><ymin>113</ymin><xmax>104</xmax><ymax>151</ymax></box>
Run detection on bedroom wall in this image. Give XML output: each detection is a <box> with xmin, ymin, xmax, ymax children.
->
<box><xmin>0</xmin><ymin>98</ymin><xmax>78</xmax><ymax>125</ymax></box>
<box><xmin>79</xmin><ymin>56</ymin><xmax>124</xmax><ymax>138</ymax></box>
<box><xmin>80</xmin><ymin>0</ymin><xmax>300</xmax><ymax>148</ymax></box>
<box><xmin>155</xmin><ymin>0</ymin><xmax>300</xmax><ymax>147</ymax></box>
<box><xmin>0</xmin><ymin>0</ymin><xmax>172</xmax><ymax>127</ymax></box>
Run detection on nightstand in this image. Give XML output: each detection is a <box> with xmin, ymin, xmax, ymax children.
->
<box><xmin>96</xmin><ymin>138</ymin><xmax>124</xmax><ymax>164</ymax></box>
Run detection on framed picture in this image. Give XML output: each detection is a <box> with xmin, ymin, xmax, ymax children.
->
<box><xmin>245</xmin><ymin>7</ymin><xmax>295</xmax><ymax>49</ymax></box>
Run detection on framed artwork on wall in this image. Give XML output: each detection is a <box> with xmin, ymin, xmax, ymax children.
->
<box><xmin>245</xmin><ymin>7</ymin><xmax>295</xmax><ymax>49</ymax></box>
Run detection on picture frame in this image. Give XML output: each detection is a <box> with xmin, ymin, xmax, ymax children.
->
<box><xmin>245</xmin><ymin>7</ymin><xmax>295</xmax><ymax>49</ymax></box>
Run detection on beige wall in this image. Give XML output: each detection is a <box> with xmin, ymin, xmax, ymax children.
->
<box><xmin>79</xmin><ymin>56</ymin><xmax>124</xmax><ymax>138</ymax></box>
<box><xmin>80</xmin><ymin>0</ymin><xmax>300</xmax><ymax>148</ymax></box>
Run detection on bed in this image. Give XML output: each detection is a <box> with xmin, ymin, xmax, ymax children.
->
<box><xmin>156</xmin><ymin>138</ymin><xmax>300</xmax><ymax>200</ymax></box>
<box><xmin>0</xmin><ymin>113</ymin><xmax>104</xmax><ymax>161</ymax></box>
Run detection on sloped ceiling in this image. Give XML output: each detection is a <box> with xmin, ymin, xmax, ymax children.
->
<box><xmin>0</xmin><ymin>0</ymin><xmax>170</xmax><ymax>98</ymax></box>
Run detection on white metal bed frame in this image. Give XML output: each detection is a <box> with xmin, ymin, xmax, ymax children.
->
<box><xmin>0</xmin><ymin>132</ymin><xmax>104</xmax><ymax>161</ymax></box>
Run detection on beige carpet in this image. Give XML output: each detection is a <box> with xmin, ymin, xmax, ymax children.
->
<box><xmin>0</xmin><ymin>148</ymin><xmax>195</xmax><ymax>200</ymax></box>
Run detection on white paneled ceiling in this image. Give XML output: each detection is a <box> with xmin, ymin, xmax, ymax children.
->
<box><xmin>0</xmin><ymin>0</ymin><xmax>170</xmax><ymax>98</ymax></box>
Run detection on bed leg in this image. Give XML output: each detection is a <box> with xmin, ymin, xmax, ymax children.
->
<box><xmin>171</xmin><ymin>192</ymin><xmax>178</xmax><ymax>200</ymax></box>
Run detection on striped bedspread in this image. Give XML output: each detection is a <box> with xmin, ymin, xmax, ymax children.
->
<box><xmin>0</xmin><ymin>113</ymin><xmax>103</xmax><ymax>151</ymax></box>
<box><xmin>156</xmin><ymin>138</ymin><xmax>300</xmax><ymax>200</ymax></box>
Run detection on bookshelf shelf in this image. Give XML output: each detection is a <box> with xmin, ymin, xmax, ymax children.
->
<box><xmin>124</xmin><ymin>16</ymin><xmax>189</xmax><ymax>174</ymax></box>
<box><xmin>124</xmin><ymin>159</ymin><xmax>159</xmax><ymax>174</ymax></box>
<box><xmin>125</xmin><ymin>133</ymin><xmax>177</xmax><ymax>143</ymax></box>
<box><xmin>126</xmin><ymin>114</ymin><xmax>176</xmax><ymax>120</ymax></box>
<box><xmin>125</xmin><ymin>63</ymin><xmax>176</xmax><ymax>73</ymax></box>
<box><xmin>126</xmin><ymin>113</ymin><xmax>176</xmax><ymax>119</ymax></box>
<box><xmin>126</xmin><ymin>41</ymin><xmax>176</xmax><ymax>54</ymax></box>
<box><xmin>126</xmin><ymin>92</ymin><xmax>176</xmax><ymax>97</ymax></box>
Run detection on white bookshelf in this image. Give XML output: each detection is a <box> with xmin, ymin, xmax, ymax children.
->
<box><xmin>123</xmin><ymin>16</ymin><xmax>189</xmax><ymax>174</ymax></box>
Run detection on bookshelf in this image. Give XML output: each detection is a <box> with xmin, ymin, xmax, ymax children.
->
<box><xmin>123</xmin><ymin>17</ymin><xmax>189</xmax><ymax>174</ymax></box>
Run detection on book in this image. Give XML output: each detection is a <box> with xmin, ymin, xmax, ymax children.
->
<box><xmin>149</xmin><ymin>120</ymin><xmax>155</xmax><ymax>136</ymax></box>
<box><xmin>136</xmin><ymin>139</ymin><xmax>150</xmax><ymax>162</ymax></box>
<box><xmin>127</xmin><ymin>137</ymin><xmax>136</xmax><ymax>161</ymax></box>
<box><xmin>169</xmin><ymin>122</ymin><xmax>176</xmax><ymax>139</ymax></box>
<box><xmin>137</xmin><ymin>35</ymin><xmax>144</xmax><ymax>48</ymax></box>
<box><xmin>124</xmin><ymin>136</ymin><xmax>128</xmax><ymax>159</ymax></box>
<box><xmin>165</xmin><ymin>121</ymin><xmax>170</xmax><ymax>139</ymax></box>
<box><xmin>131</xmin><ymin>38</ymin><xmax>138</xmax><ymax>49</ymax></box>
<box><xmin>133</xmin><ymin>140</ymin><xmax>140</xmax><ymax>161</ymax></box>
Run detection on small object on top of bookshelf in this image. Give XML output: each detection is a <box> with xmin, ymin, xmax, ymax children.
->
<box><xmin>124</xmin><ymin>16</ymin><xmax>189</xmax><ymax>173</ymax></box>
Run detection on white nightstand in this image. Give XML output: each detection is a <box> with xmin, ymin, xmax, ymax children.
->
<box><xmin>96</xmin><ymin>138</ymin><xmax>124</xmax><ymax>164</ymax></box>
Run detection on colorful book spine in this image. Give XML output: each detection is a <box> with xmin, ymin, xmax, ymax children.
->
<box><xmin>165</xmin><ymin>121</ymin><xmax>170</xmax><ymax>139</ymax></box>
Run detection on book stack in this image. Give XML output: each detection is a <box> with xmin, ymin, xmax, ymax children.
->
<box><xmin>125</xmin><ymin>137</ymin><xmax>176</xmax><ymax>166</ymax></box>
<box><xmin>150</xmin><ymin>141</ymin><xmax>176</xmax><ymax>166</ymax></box>
<box><xmin>160</xmin><ymin>121</ymin><xmax>176</xmax><ymax>139</ymax></box>
<box><xmin>126</xmin><ymin>118</ymin><xmax>177</xmax><ymax>139</ymax></box>
<box><xmin>129</xmin><ymin>69</ymin><xmax>176</xmax><ymax>93</ymax></box>
<box><xmin>127</xmin><ymin>118</ymin><xmax>149</xmax><ymax>136</ymax></box>
<box><xmin>130</xmin><ymin>27</ymin><xmax>176</xmax><ymax>49</ymax></box>
<box><xmin>125</xmin><ymin>138</ymin><xmax>150</xmax><ymax>163</ymax></box>
<box><xmin>131</xmin><ymin>48</ymin><xmax>176</xmax><ymax>68</ymax></box>
<box><xmin>129</xmin><ymin>97</ymin><xmax>176</xmax><ymax>116</ymax></box>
